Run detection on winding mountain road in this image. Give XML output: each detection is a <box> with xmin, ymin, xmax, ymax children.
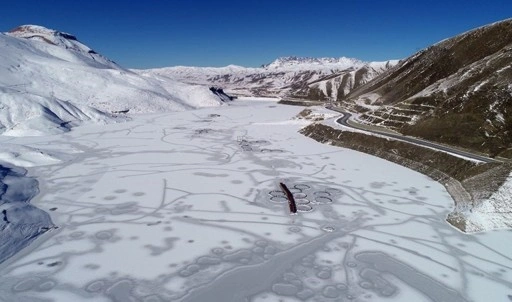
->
<box><xmin>327</xmin><ymin>107</ymin><xmax>498</xmax><ymax>163</ymax></box>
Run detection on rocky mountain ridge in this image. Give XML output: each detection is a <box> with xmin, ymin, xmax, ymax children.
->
<box><xmin>138</xmin><ymin>57</ymin><xmax>399</xmax><ymax>101</ymax></box>
<box><xmin>261</xmin><ymin>56</ymin><xmax>365</xmax><ymax>69</ymax></box>
<box><xmin>341</xmin><ymin>18</ymin><xmax>512</xmax><ymax>158</ymax></box>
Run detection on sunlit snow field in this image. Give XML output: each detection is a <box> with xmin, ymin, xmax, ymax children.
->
<box><xmin>0</xmin><ymin>99</ymin><xmax>511</xmax><ymax>301</ymax></box>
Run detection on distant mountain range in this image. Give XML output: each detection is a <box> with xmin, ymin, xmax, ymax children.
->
<box><xmin>138</xmin><ymin>56</ymin><xmax>399</xmax><ymax>100</ymax></box>
<box><xmin>0</xmin><ymin>25</ymin><xmax>223</xmax><ymax>136</ymax></box>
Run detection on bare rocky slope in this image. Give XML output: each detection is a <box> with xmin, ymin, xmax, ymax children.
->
<box><xmin>342</xmin><ymin>19</ymin><xmax>512</xmax><ymax>159</ymax></box>
<box><xmin>138</xmin><ymin>57</ymin><xmax>398</xmax><ymax>101</ymax></box>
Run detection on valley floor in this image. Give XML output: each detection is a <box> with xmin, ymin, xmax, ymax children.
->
<box><xmin>0</xmin><ymin>99</ymin><xmax>511</xmax><ymax>301</ymax></box>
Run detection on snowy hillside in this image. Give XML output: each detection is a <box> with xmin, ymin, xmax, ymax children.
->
<box><xmin>0</xmin><ymin>25</ymin><xmax>223</xmax><ymax>136</ymax></box>
<box><xmin>138</xmin><ymin>56</ymin><xmax>399</xmax><ymax>100</ymax></box>
<box><xmin>8</xmin><ymin>25</ymin><xmax>120</xmax><ymax>70</ymax></box>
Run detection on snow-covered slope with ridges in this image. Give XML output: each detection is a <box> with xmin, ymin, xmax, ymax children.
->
<box><xmin>0</xmin><ymin>25</ymin><xmax>222</xmax><ymax>136</ymax></box>
<box><xmin>138</xmin><ymin>57</ymin><xmax>399</xmax><ymax>100</ymax></box>
<box><xmin>0</xmin><ymin>89</ymin><xmax>108</xmax><ymax>137</ymax></box>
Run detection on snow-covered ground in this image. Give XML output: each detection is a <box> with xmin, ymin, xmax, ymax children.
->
<box><xmin>463</xmin><ymin>173</ymin><xmax>512</xmax><ymax>232</ymax></box>
<box><xmin>0</xmin><ymin>100</ymin><xmax>511</xmax><ymax>301</ymax></box>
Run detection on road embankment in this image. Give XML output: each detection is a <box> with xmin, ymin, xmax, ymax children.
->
<box><xmin>300</xmin><ymin>123</ymin><xmax>511</xmax><ymax>232</ymax></box>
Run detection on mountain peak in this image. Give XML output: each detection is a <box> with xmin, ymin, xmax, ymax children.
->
<box><xmin>6</xmin><ymin>24</ymin><xmax>119</xmax><ymax>69</ymax></box>
<box><xmin>263</xmin><ymin>56</ymin><xmax>366</xmax><ymax>69</ymax></box>
<box><xmin>8</xmin><ymin>25</ymin><xmax>78</xmax><ymax>43</ymax></box>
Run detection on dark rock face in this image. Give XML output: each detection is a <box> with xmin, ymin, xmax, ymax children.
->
<box><xmin>209</xmin><ymin>87</ymin><xmax>235</xmax><ymax>102</ymax></box>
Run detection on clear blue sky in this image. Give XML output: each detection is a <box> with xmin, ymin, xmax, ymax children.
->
<box><xmin>2</xmin><ymin>0</ymin><xmax>511</xmax><ymax>68</ymax></box>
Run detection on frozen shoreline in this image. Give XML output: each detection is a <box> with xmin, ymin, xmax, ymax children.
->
<box><xmin>0</xmin><ymin>163</ymin><xmax>54</xmax><ymax>264</ymax></box>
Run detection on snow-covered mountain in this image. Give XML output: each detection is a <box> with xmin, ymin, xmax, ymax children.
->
<box><xmin>8</xmin><ymin>25</ymin><xmax>120</xmax><ymax>69</ymax></box>
<box><xmin>261</xmin><ymin>56</ymin><xmax>365</xmax><ymax>69</ymax></box>
<box><xmin>342</xmin><ymin>18</ymin><xmax>512</xmax><ymax>158</ymax></box>
<box><xmin>0</xmin><ymin>25</ymin><xmax>223</xmax><ymax>136</ymax></box>
<box><xmin>137</xmin><ymin>56</ymin><xmax>399</xmax><ymax>100</ymax></box>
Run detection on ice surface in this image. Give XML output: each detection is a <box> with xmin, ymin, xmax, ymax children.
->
<box><xmin>0</xmin><ymin>100</ymin><xmax>510</xmax><ymax>301</ymax></box>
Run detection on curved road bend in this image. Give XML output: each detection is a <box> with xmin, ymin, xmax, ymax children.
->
<box><xmin>327</xmin><ymin>108</ymin><xmax>498</xmax><ymax>164</ymax></box>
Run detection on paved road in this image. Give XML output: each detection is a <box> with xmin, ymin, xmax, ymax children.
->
<box><xmin>327</xmin><ymin>107</ymin><xmax>498</xmax><ymax>163</ymax></box>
